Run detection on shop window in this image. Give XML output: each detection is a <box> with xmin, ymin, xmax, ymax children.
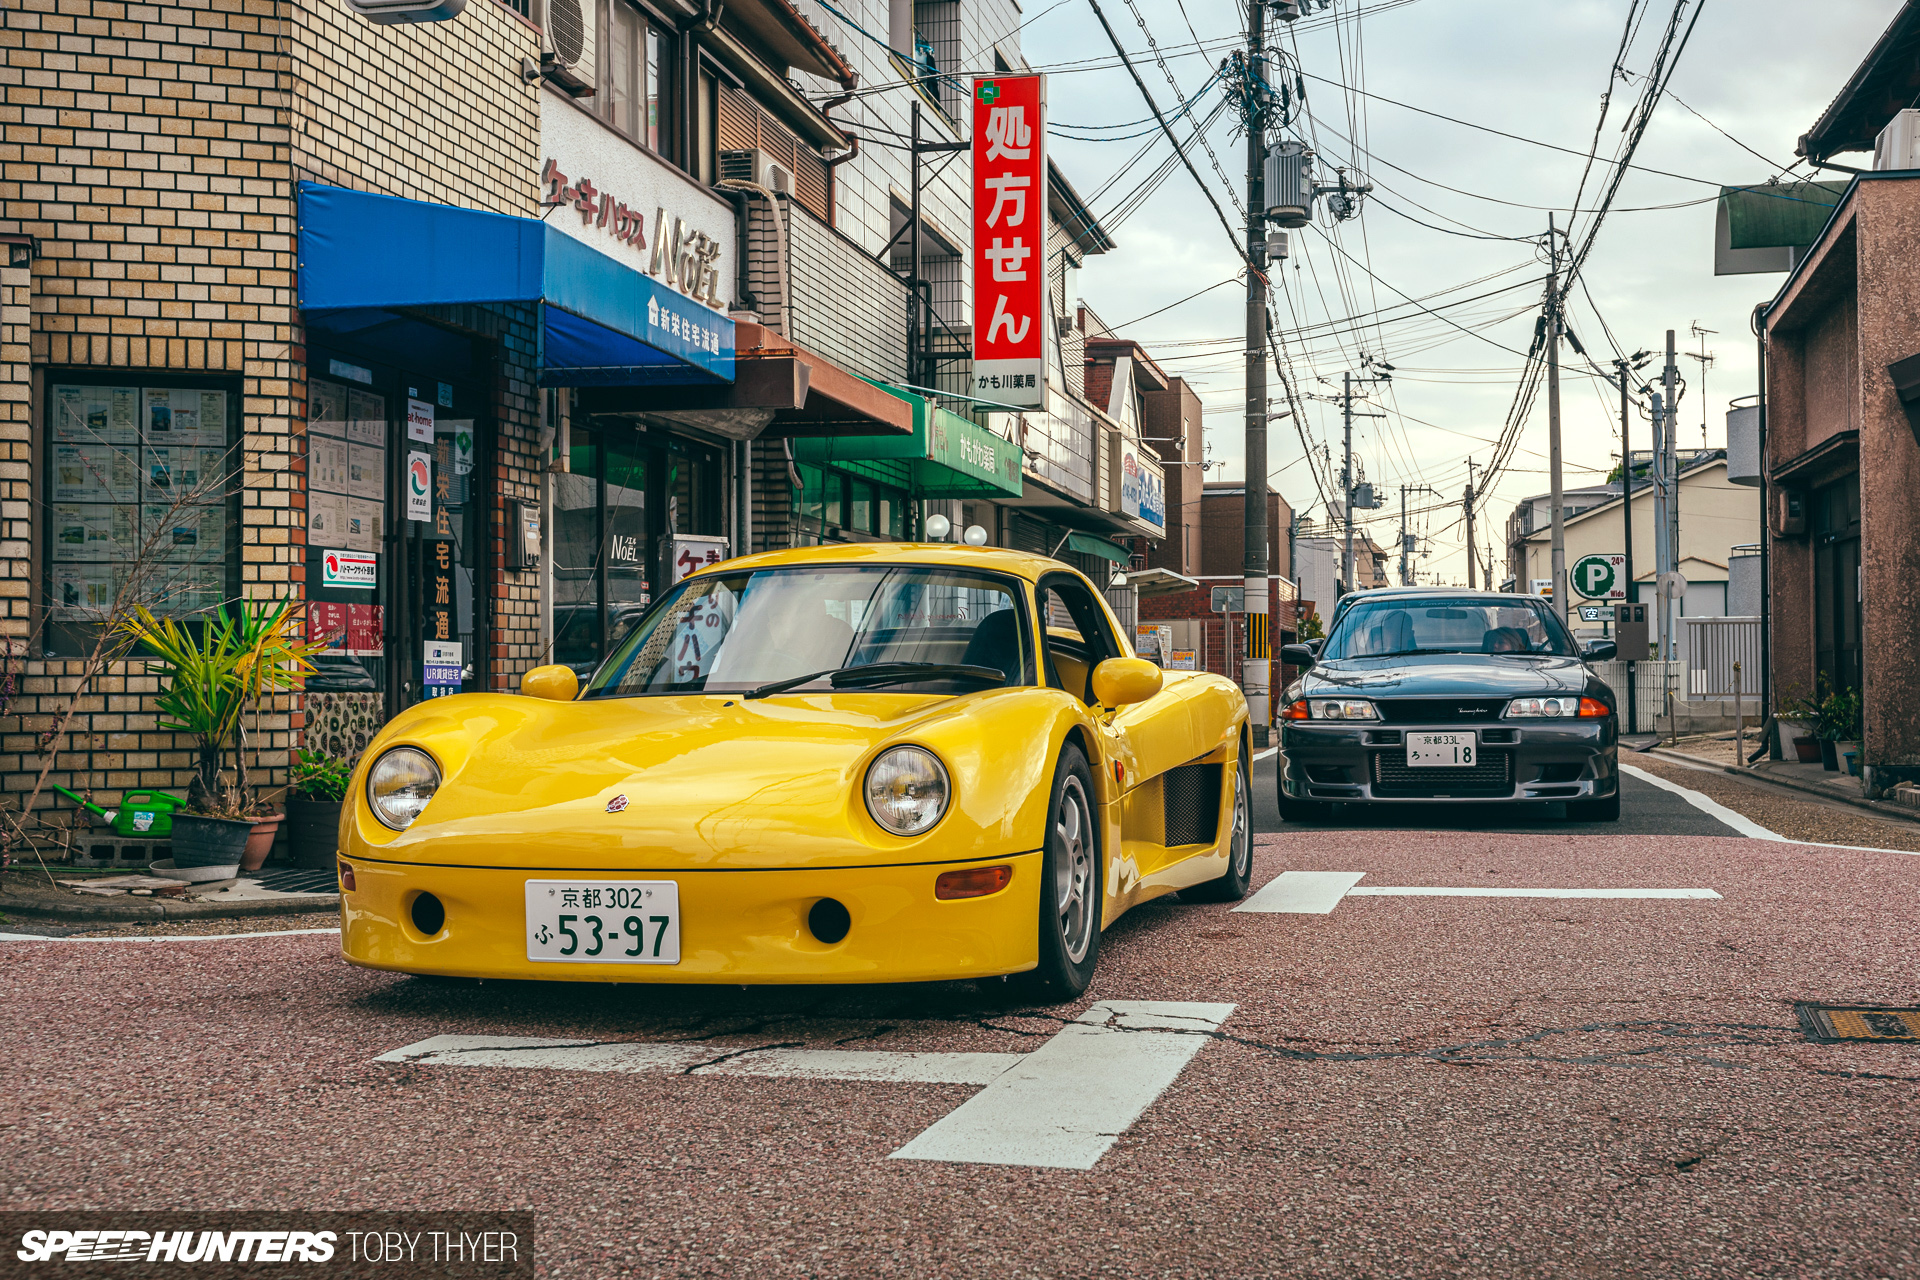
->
<box><xmin>43</xmin><ymin>376</ymin><xmax>239</xmax><ymax>655</ymax></box>
<box><xmin>793</xmin><ymin>464</ymin><xmax>909</xmax><ymax>543</ymax></box>
<box><xmin>605</xmin><ymin>1</ymin><xmax>668</xmax><ymax>152</ymax></box>
<box><xmin>553</xmin><ymin>429</ymin><xmax>604</xmax><ymax>671</ymax></box>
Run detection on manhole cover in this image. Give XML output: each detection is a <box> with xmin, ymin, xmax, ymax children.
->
<box><xmin>1795</xmin><ymin>1004</ymin><xmax>1920</xmax><ymax>1043</ymax></box>
<box><xmin>247</xmin><ymin>868</ymin><xmax>341</xmax><ymax>896</ymax></box>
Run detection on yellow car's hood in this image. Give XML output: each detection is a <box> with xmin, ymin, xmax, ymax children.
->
<box><xmin>345</xmin><ymin>689</ymin><xmax>1077</xmax><ymax>871</ymax></box>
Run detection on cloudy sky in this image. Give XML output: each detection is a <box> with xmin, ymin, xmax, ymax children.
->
<box><xmin>1011</xmin><ymin>0</ymin><xmax>1893</xmax><ymax>583</ymax></box>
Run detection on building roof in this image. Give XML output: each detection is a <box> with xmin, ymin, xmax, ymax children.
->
<box><xmin>1516</xmin><ymin>456</ymin><xmax>1732</xmax><ymax>544</ymax></box>
<box><xmin>1799</xmin><ymin>0</ymin><xmax>1920</xmax><ymax>161</ymax></box>
<box><xmin>721</xmin><ymin>0</ymin><xmax>858</xmax><ymax>89</ymax></box>
<box><xmin>1084</xmin><ymin>337</ymin><xmax>1171</xmax><ymax>392</ymax></box>
<box><xmin>1050</xmin><ymin>163</ymin><xmax>1116</xmax><ymax>257</ymax></box>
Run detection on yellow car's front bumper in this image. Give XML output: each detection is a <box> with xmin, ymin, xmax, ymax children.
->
<box><xmin>338</xmin><ymin>852</ymin><xmax>1043</xmax><ymax>984</ymax></box>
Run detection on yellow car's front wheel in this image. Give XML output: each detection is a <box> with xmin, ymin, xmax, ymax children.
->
<box><xmin>1010</xmin><ymin>743</ymin><xmax>1101</xmax><ymax>1001</ymax></box>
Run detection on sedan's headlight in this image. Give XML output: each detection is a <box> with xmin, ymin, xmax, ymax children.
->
<box><xmin>1306</xmin><ymin>699</ymin><xmax>1378</xmax><ymax>720</ymax></box>
<box><xmin>367</xmin><ymin>747</ymin><xmax>440</xmax><ymax>830</ymax></box>
<box><xmin>1505</xmin><ymin>696</ymin><xmax>1608</xmax><ymax>719</ymax></box>
<box><xmin>865</xmin><ymin>745</ymin><xmax>950</xmax><ymax>836</ymax></box>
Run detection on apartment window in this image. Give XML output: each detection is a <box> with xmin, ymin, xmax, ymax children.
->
<box><xmin>605</xmin><ymin>2</ymin><xmax>667</xmax><ymax>152</ymax></box>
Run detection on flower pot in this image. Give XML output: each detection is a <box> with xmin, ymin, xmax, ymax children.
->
<box><xmin>287</xmin><ymin>798</ymin><xmax>345</xmax><ymax>870</ymax></box>
<box><xmin>240</xmin><ymin>812</ymin><xmax>283</xmax><ymax>873</ymax></box>
<box><xmin>1791</xmin><ymin>737</ymin><xmax>1822</xmax><ymax>764</ymax></box>
<box><xmin>1819</xmin><ymin>739</ymin><xmax>1839</xmax><ymax>771</ymax></box>
<box><xmin>167</xmin><ymin>812</ymin><xmax>254</xmax><ymax>873</ymax></box>
<box><xmin>147</xmin><ymin>858</ymin><xmax>238</xmax><ymax>885</ymax></box>
<box><xmin>1838</xmin><ymin>741</ymin><xmax>1862</xmax><ymax>777</ymax></box>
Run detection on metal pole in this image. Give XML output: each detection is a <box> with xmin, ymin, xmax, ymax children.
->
<box><xmin>1398</xmin><ymin>485</ymin><xmax>1408</xmax><ymax>586</ymax></box>
<box><xmin>1242</xmin><ymin>5</ymin><xmax>1270</xmax><ymax>747</ymax></box>
<box><xmin>1546</xmin><ymin>213</ymin><xmax>1567</xmax><ymax>626</ymax></box>
<box><xmin>1341</xmin><ymin>371</ymin><xmax>1354</xmax><ymax>597</ymax></box>
<box><xmin>1662</xmin><ymin>328</ymin><xmax>1679</xmax><ymax>668</ymax></box>
<box><xmin>1754</xmin><ymin>306</ymin><xmax>1773</xmax><ymax>758</ymax></box>
<box><xmin>910</xmin><ymin>101</ymin><xmax>921</xmax><ymax>395</ymax></box>
<box><xmin>1617</xmin><ymin>359</ymin><xmax>1638</xmax><ymax>735</ymax></box>
<box><xmin>1464</xmin><ymin>458</ymin><xmax>1477</xmax><ymax>591</ymax></box>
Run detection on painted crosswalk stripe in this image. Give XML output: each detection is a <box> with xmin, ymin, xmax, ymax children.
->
<box><xmin>888</xmin><ymin>1000</ymin><xmax>1235</xmax><ymax>1171</ymax></box>
<box><xmin>1233</xmin><ymin>870</ymin><xmax>1367</xmax><ymax>913</ymax></box>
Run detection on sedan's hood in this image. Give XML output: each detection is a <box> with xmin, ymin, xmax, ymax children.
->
<box><xmin>1296</xmin><ymin>652</ymin><xmax>1597</xmax><ymax>700</ymax></box>
<box><xmin>346</xmin><ymin>688</ymin><xmax>1070</xmax><ymax>871</ymax></box>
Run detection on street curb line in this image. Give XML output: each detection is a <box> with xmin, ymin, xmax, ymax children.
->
<box><xmin>1647</xmin><ymin>748</ymin><xmax>1920</xmax><ymax>827</ymax></box>
<box><xmin>1620</xmin><ymin>762</ymin><xmax>1919</xmax><ymax>857</ymax></box>
<box><xmin>0</xmin><ymin>889</ymin><xmax>341</xmax><ymax>924</ymax></box>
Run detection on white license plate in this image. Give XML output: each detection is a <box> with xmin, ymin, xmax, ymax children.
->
<box><xmin>525</xmin><ymin>880</ymin><xmax>681</xmax><ymax>964</ymax></box>
<box><xmin>1406</xmin><ymin>732</ymin><xmax>1477</xmax><ymax>768</ymax></box>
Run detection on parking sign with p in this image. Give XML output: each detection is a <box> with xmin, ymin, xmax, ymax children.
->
<box><xmin>1571</xmin><ymin>553</ymin><xmax>1627</xmax><ymax>600</ymax></box>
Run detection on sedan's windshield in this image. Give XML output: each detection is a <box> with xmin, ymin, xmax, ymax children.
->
<box><xmin>583</xmin><ymin>565</ymin><xmax>1029</xmax><ymax>697</ymax></box>
<box><xmin>1323</xmin><ymin>597</ymin><xmax>1575</xmax><ymax>660</ymax></box>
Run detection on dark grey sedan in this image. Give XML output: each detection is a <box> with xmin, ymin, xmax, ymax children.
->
<box><xmin>1275</xmin><ymin>590</ymin><xmax>1620</xmax><ymax>822</ymax></box>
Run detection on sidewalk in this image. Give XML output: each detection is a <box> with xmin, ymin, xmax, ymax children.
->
<box><xmin>0</xmin><ymin>868</ymin><xmax>339</xmax><ymax>923</ymax></box>
<box><xmin>1646</xmin><ymin>732</ymin><xmax>1920</xmax><ymax>829</ymax></box>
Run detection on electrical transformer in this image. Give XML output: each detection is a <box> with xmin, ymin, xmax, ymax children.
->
<box><xmin>1264</xmin><ymin>141</ymin><xmax>1314</xmax><ymax>228</ymax></box>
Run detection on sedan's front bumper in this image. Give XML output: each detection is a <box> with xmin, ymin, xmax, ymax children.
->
<box><xmin>339</xmin><ymin>852</ymin><xmax>1043</xmax><ymax>984</ymax></box>
<box><xmin>1278</xmin><ymin>720</ymin><xmax>1618</xmax><ymax>805</ymax></box>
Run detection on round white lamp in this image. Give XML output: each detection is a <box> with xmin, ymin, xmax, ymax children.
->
<box><xmin>963</xmin><ymin>524</ymin><xmax>989</xmax><ymax>546</ymax></box>
<box><xmin>924</xmin><ymin>513</ymin><xmax>952</xmax><ymax>541</ymax></box>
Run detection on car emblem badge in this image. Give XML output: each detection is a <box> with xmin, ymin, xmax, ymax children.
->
<box><xmin>606</xmin><ymin>794</ymin><xmax>629</xmax><ymax>813</ymax></box>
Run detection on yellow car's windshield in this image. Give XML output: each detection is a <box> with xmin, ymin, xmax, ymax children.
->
<box><xmin>583</xmin><ymin>565</ymin><xmax>1032</xmax><ymax>697</ymax></box>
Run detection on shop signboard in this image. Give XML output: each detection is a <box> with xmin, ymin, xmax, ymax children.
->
<box><xmin>1166</xmin><ymin>649</ymin><xmax>1197</xmax><ymax>671</ymax></box>
<box><xmin>1134</xmin><ymin>623</ymin><xmax>1172</xmax><ymax>665</ymax></box>
<box><xmin>322</xmin><ymin>549</ymin><xmax>377</xmax><ymax>589</ymax></box>
<box><xmin>971</xmin><ymin>74</ymin><xmax>1047</xmax><ymax>409</ymax></box>
<box><xmin>421</xmin><ymin>538</ymin><xmax>457</xmax><ymax>647</ymax></box>
<box><xmin>406</xmin><ymin>451</ymin><xmax>431</xmax><ymax>522</ymax></box>
<box><xmin>1118</xmin><ymin>437</ymin><xmax>1166</xmax><ymax>535</ymax></box>
<box><xmin>665</xmin><ymin>535</ymin><xmax>729</xmax><ymax>587</ymax></box>
<box><xmin>424</xmin><ymin>640</ymin><xmax>463</xmax><ymax>696</ymax></box>
<box><xmin>406</xmin><ymin>397</ymin><xmax>434</xmax><ymax>444</ymax></box>
<box><xmin>308</xmin><ymin>600</ymin><xmax>383</xmax><ymax>657</ymax></box>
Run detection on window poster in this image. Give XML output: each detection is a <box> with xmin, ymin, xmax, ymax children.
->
<box><xmin>51</xmin><ymin>385</ymin><xmax>138</xmax><ymax>444</ymax></box>
<box><xmin>309</xmin><ymin>492</ymin><xmax>348</xmax><ymax>545</ymax></box>
<box><xmin>143</xmin><ymin>503</ymin><xmax>225</xmax><ymax>563</ymax></box>
<box><xmin>344</xmin><ymin>497</ymin><xmax>382</xmax><ymax>553</ymax></box>
<box><xmin>52</xmin><ymin>443</ymin><xmax>138</xmax><ymax>502</ymax></box>
<box><xmin>51</xmin><ymin>504</ymin><xmax>134</xmax><ymax>559</ymax></box>
<box><xmin>347</xmin><ymin>389</ymin><xmax>386</xmax><ymax>446</ymax></box>
<box><xmin>142</xmin><ymin>388</ymin><xmax>220</xmax><ymax>446</ymax></box>
<box><xmin>311</xmin><ymin>437</ymin><xmax>350</xmax><ymax>495</ymax></box>
<box><xmin>149</xmin><ymin>563</ymin><xmax>226</xmax><ymax>616</ymax></box>
<box><xmin>348</xmin><ymin>443</ymin><xmax>385</xmax><ymax>501</ymax></box>
<box><xmin>309</xmin><ymin>379</ymin><xmax>348</xmax><ymax>439</ymax></box>
<box><xmin>145</xmin><ymin>446</ymin><xmax>212</xmax><ymax>496</ymax></box>
<box><xmin>52</xmin><ymin>562</ymin><xmax>121</xmax><ymax>616</ymax></box>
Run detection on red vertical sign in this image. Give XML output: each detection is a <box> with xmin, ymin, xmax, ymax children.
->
<box><xmin>971</xmin><ymin>74</ymin><xmax>1047</xmax><ymax>409</ymax></box>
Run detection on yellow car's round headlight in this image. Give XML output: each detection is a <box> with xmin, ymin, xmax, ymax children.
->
<box><xmin>865</xmin><ymin>746</ymin><xmax>950</xmax><ymax>836</ymax></box>
<box><xmin>367</xmin><ymin>747</ymin><xmax>440</xmax><ymax>831</ymax></box>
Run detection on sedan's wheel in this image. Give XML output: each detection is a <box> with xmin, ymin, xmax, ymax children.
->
<box><xmin>1009</xmin><ymin>744</ymin><xmax>1102</xmax><ymax>1002</ymax></box>
<box><xmin>1184</xmin><ymin>747</ymin><xmax>1253</xmax><ymax>902</ymax></box>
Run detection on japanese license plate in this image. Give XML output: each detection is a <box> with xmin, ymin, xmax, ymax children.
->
<box><xmin>525</xmin><ymin>880</ymin><xmax>681</xmax><ymax>964</ymax></box>
<box><xmin>1406</xmin><ymin>732</ymin><xmax>1476</xmax><ymax>768</ymax></box>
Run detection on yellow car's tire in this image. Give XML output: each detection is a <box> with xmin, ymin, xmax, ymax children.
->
<box><xmin>1182</xmin><ymin>748</ymin><xmax>1253</xmax><ymax>903</ymax></box>
<box><xmin>1009</xmin><ymin>743</ymin><xmax>1102</xmax><ymax>1002</ymax></box>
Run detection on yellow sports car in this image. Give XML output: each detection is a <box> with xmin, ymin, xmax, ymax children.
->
<box><xmin>337</xmin><ymin>544</ymin><xmax>1251</xmax><ymax>997</ymax></box>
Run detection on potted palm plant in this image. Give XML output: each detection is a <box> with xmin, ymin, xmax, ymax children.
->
<box><xmin>287</xmin><ymin>747</ymin><xmax>352</xmax><ymax>869</ymax></box>
<box><xmin>1816</xmin><ymin>686</ymin><xmax>1863</xmax><ymax>776</ymax></box>
<box><xmin>121</xmin><ymin>601</ymin><xmax>327</xmax><ymax>879</ymax></box>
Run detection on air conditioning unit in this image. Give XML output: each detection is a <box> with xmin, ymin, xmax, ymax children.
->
<box><xmin>720</xmin><ymin>149</ymin><xmax>794</xmax><ymax>195</ymax></box>
<box><xmin>1875</xmin><ymin>109</ymin><xmax>1920</xmax><ymax>171</ymax></box>
<box><xmin>540</xmin><ymin>0</ymin><xmax>597</xmax><ymax>98</ymax></box>
<box><xmin>1263</xmin><ymin>140</ymin><xmax>1313</xmax><ymax>228</ymax></box>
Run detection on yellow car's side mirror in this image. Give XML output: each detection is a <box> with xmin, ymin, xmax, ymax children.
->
<box><xmin>522</xmin><ymin>664</ymin><xmax>579</xmax><ymax>702</ymax></box>
<box><xmin>1091</xmin><ymin>657</ymin><xmax>1163</xmax><ymax>707</ymax></box>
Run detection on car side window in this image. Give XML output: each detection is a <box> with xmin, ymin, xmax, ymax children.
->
<box><xmin>1038</xmin><ymin>576</ymin><xmax>1120</xmax><ymax>706</ymax></box>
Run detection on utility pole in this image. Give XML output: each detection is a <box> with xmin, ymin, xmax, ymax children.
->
<box><xmin>1241</xmin><ymin>0</ymin><xmax>1277</xmax><ymax>748</ymax></box>
<box><xmin>1463</xmin><ymin>458</ymin><xmax>1479</xmax><ymax>590</ymax></box>
<box><xmin>1661</xmin><ymin>329</ymin><xmax>1680</xmax><ymax>665</ymax></box>
<box><xmin>1613</xmin><ymin>354</ymin><xmax>1642</xmax><ymax>734</ymax></box>
<box><xmin>1341</xmin><ymin>371</ymin><xmax>1354</xmax><ymax>596</ymax></box>
<box><xmin>1688</xmin><ymin>321</ymin><xmax>1716</xmax><ymax>451</ymax></box>
<box><xmin>1545</xmin><ymin>213</ymin><xmax>1567</xmax><ymax>626</ymax></box>
<box><xmin>1397</xmin><ymin>484</ymin><xmax>1436</xmax><ymax>586</ymax></box>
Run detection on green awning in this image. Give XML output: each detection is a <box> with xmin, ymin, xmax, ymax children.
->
<box><xmin>1067</xmin><ymin>532</ymin><xmax>1130</xmax><ymax>563</ymax></box>
<box><xmin>791</xmin><ymin>383</ymin><xmax>1024</xmax><ymax>498</ymax></box>
<box><xmin>1719</xmin><ymin>180</ymin><xmax>1846</xmax><ymax>250</ymax></box>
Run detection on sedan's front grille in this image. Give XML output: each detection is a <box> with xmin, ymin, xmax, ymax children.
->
<box><xmin>1371</xmin><ymin>750</ymin><xmax>1513</xmax><ymax>797</ymax></box>
<box><xmin>1375</xmin><ymin>699</ymin><xmax>1508</xmax><ymax>724</ymax></box>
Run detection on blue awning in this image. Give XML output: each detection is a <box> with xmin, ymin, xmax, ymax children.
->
<box><xmin>297</xmin><ymin>182</ymin><xmax>734</xmax><ymax>386</ymax></box>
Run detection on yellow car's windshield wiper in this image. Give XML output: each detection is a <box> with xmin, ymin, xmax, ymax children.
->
<box><xmin>743</xmin><ymin>662</ymin><xmax>1005</xmax><ymax>700</ymax></box>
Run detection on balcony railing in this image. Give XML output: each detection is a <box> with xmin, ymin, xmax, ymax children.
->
<box><xmin>739</xmin><ymin>194</ymin><xmax>909</xmax><ymax>385</ymax></box>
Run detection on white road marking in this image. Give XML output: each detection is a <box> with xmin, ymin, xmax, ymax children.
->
<box><xmin>889</xmin><ymin>1001</ymin><xmax>1236</xmax><ymax>1170</ymax></box>
<box><xmin>0</xmin><ymin>927</ymin><xmax>342</xmax><ymax>943</ymax></box>
<box><xmin>1621</xmin><ymin>762</ymin><xmax>1920</xmax><ymax>856</ymax></box>
<box><xmin>1233</xmin><ymin>870</ymin><xmax>1367</xmax><ymax>913</ymax></box>
<box><xmin>1253</xmin><ymin>746</ymin><xmax>1278</xmax><ymax>762</ymax></box>
<box><xmin>1347</xmin><ymin>886</ymin><xmax>1721</xmax><ymax>900</ymax></box>
<box><xmin>376</xmin><ymin>1034</ymin><xmax>1019</xmax><ymax>1085</ymax></box>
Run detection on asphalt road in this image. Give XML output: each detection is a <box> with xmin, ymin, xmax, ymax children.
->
<box><xmin>5</xmin><ymin>768</ymin><xmax>1918</xmax><ymax>1278</ymax></box>
<box><xmin>1250</xmin><ymin>745</ymin><xmax>1741</xmax><ymax>837</ymax></box>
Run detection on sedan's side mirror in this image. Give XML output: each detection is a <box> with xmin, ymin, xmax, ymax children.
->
<box><xmin>1279</xmin><ymin>643</ymin><xmax>1317</xmax><ymax>670</ymax></box>
<box><xmin>1092</xmin><ymin>657</ymin><xmax>1163</xmax><ymax>707</ymax></box>
<box><xmin>522</xmin><ymin>664</ymin><xmax>580</xmax><ymax>701</ymax></box>
<box><xmin>1582</xmin><ymin>639</ymin><xmax>1617</xmax><ymax>663</ymax></box>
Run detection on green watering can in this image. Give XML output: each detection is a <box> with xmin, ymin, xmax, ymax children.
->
<box><xmin>51</xmin><ymin>784</ymin><xmax>184</xmax><ymax>838</ymax></box>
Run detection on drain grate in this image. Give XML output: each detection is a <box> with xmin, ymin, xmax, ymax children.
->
<box><xmin>1795</xmin><ymin>1004</ymin><xmax>1920</xmax><ymax>1043</ymax></box>
<box><xmin>246</xmin><ymin>868</ymin><xmax>341</xmax><ymax>896</ymax></box>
